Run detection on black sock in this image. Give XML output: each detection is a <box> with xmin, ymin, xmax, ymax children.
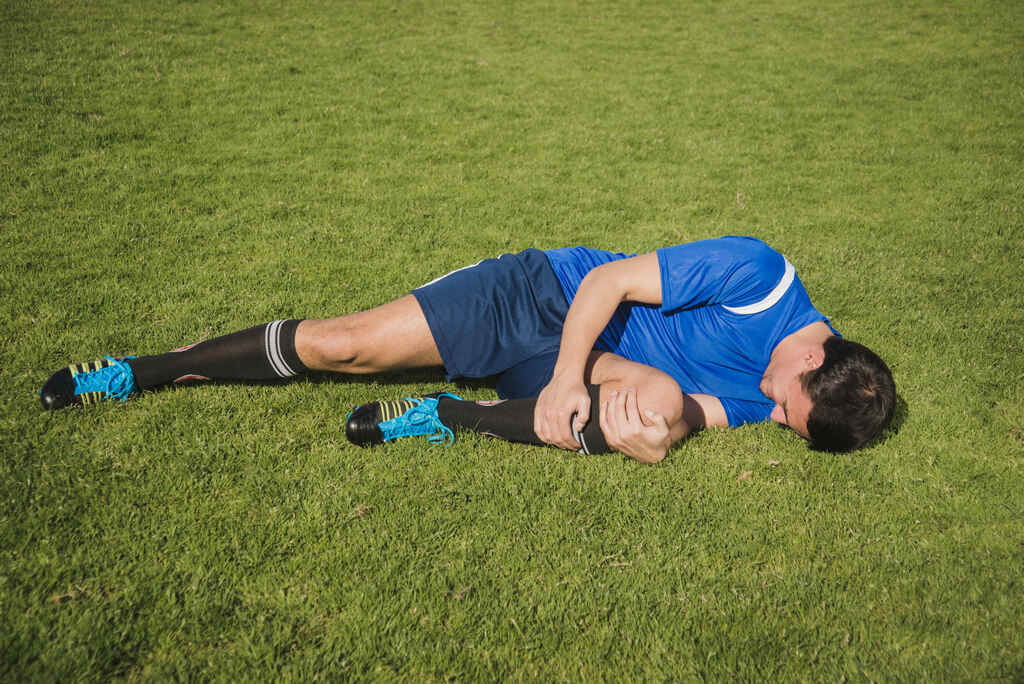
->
<box><xmin>128</xmin><ymin>319</ymin><xmax>308</xmax><ymax>390</ymax></box>
<box><xmin>436</xmin><ymin>385</ymin><xmax>611</xmax><ymax>454</ymax></box>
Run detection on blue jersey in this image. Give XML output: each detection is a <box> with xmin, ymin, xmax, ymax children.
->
<box><xmin>545</xmin><ymin>236</ymin><xmax>837</xmax><ymax>427</ymax></box>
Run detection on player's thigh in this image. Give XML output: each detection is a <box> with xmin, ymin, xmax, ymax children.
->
<box><xmin>297</xmin><ymin>295</ymin><xmax>443</xmax><ymax>371</ymax></box>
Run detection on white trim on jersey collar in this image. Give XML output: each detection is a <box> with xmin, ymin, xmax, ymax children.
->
<box><xmin>722</xmin><ymin>258</ymin><xmax>796</xmax><ymax>315</ymax></box>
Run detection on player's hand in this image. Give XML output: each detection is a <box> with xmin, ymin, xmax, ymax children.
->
<box><xmin>600</xmin><ymin>387</ymin><xmax>671</xmax><ymax>463</ymax></box>
<box><xmin>535</xmin><ymin>375</ymin><xmax>591</xmax><ymax>450</ymax></box>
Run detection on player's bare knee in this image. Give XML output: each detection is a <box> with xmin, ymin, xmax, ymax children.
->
<box><xmin>598</xmin><ymin>365</ymin><xmax>683</xmax><ymax>422</ymax></box>
<box><xmin>297</xmin><ymin>318</ymin><xmax>371</xmax><ymax>372</ymax></box>
<box><xmin>602</xmin><ymin>374</ymin><xmax>683</xmax><ymax>424</ymax></box>
<box><xmin>640</xmin><ymin>375</ymin><xmax>684</xmax><ymax>423</ymax></box>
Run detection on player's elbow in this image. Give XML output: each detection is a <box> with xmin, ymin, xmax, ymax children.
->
<box><xmin>581</xmin><ymin>262</ymin><xmax>631</xmax><ymax>303</ymax></box>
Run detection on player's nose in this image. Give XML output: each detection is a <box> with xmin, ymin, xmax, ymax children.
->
<box><xmin>769</xmin><ymin>404</ymin><xmax>785</xmax><ymax>425</ymax></box>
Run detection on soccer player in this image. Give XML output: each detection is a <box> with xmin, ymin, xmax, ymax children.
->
<box><xmin>40</xmin><ymin>236</ymin><xmax>896</xmax><ymax>462</ymax></box>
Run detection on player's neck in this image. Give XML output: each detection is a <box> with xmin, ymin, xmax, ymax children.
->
<box><xmin>791</xmin><ymin>320</ymin><xmax>833</xmax><ymax>345</ymax></box>
<box><xmin>771</xmin><ymin>321</ymin><xmax>834</xmax><ymax>360</ymax></box>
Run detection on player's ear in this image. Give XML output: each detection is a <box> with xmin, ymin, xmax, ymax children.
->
<box><xmin>804</xmin><ymin>344</ymin><xmax>825</xmax><ymax>371</ymax></box>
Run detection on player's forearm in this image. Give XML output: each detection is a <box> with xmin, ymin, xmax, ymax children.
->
<box><xmin>552</xmin><ymin>266</ymin><xmax>628</xmax><ymax>380</ymax></box>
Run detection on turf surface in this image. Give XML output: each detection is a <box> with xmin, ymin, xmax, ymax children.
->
<box><xmin>2</xmin><ymin>0</ymin><xmax>1022</xmax><ymax>679</ymax></box>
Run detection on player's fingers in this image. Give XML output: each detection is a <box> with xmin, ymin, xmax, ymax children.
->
<box><xmin>571</xmin><ymin>395</ymin><xmax>590</xmax><ymax>433</ymax></box>
<box><xmin>547</xmin><ymin>415</ymin><xmax>570</xmax><ymax>449</ymax></box>
<box><xmin>614</xmin><ymin>387</ymin><xmax>629</xmax><ymax>425</ymax></box>
<box><xmin>618</xmin><ymin>389</ymin><xmax>644</xmax><ymax>440</ymax></box>
<box><xmin>624</xmin><ymin>387</ymin><xmax>641</xmax><ymax>424</ymax></box>
<box><xmin>533</xmin><ymin>401</ymin><xmax>547</xmax><ymax>443</ymax></box>
<box><xmin>547</xmin><ymin>409</ymin><xmax>576</xmax><ymax>450</ymax></box>
<box><xmin>645</xmin><ymin>409</ymin><xmax>669</xmax><ymax>430</ymax></box>
<box><xmin>535</xmin><ymin>398</ymin><xmax>563</xmax><ymax>447</ymax></box>
<box><xmin>601</xmin><ymin>394</ymin><xmax>621</xmax><ymax>447</ymax></box>
<box><xmin>536</xmin><ymin>410</ymin><xmax>559</xmax><ymax>447</ymax></box>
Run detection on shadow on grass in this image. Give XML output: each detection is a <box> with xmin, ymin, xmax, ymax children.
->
<box><xmin>303</xmin><ymin>368</ymin><xmax>498</xmax><ymax>396</ymax></box>
<box><xmin>875</xmin><ymin>393</ymin><xmax>909</xmax><ymax>448</ymax></box>
<box><xmin>174</xmin><ymin>368</ymin><xmax>498</xmax><ymax>398</ymax></box>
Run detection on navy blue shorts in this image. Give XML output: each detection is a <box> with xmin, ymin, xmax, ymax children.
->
<box><xmin>412</xmin><ymin>249</ymin><xmax>570</xmax><ymax>399</ymax></box>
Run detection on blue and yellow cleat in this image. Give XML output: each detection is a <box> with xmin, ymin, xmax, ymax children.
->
<box><xmin>39</xmin><ymin>356</ymin><xmax>138</xmax><ymax>410</ymax></box>
<box><xmin>346</xmin><ymin>393</ymin><xmax>462</xmax><ymax>447</ymax></box>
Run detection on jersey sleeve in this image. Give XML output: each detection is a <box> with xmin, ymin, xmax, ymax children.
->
<box><xmin>656</xmin><ymin>236</ymin><xmax>787</xmax><ymax>313</ymax></box>
<box><xmin>720</xmin><ymin>396</ymin><xmax>773</xmax><ymax>427</ymax></box>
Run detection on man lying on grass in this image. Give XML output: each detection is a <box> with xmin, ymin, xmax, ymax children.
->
<box><xmin>40</xmin><ymin>236</ymin><xmax>895</xmax><ymax>462</ymax></box>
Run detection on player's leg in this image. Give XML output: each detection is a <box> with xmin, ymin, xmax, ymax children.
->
<box><xmin>39</xmin><ymin>295</ymin><xmax>441</xmax><ymax>410</ymax></box>
<box><xmin>346</xmin><ymin>388</ymin><xmax>611</xmax><ymax>453</ymax></box>
<box><xmin>346</xmin><ymin>352</ymin><xmax>698</xmax><ymax>455</ymax></box>
<box><xmin>453</xmin><ymin>352</ymin><xmax>692</xmax><ymax>451</ymax></box>
<box><xmin>295</xmin><ymin>295</ymin><xmax>442</xmax><ymax>373</ymax></box>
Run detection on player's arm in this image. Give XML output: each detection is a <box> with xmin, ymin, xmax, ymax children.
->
<box><xmin>535</xmin><ymin>253</ymin><xmax>662</xmax><ymax>449</ymax></box>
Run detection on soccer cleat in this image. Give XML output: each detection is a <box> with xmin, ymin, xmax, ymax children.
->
<box><xmin>346</xmin><ymin>393</ymin><xmax>462</xmax><ymax>447</ymax></box>
<box><xmin>39</xmin><ymin>356</ymin><xmax>138</xmax><ymax>410</ymax></box>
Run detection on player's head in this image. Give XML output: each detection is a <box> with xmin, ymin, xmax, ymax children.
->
<box><xmin>800</xmin><ymin>337</ymin><xmax>896</xmax><ymax>452</ymax></box>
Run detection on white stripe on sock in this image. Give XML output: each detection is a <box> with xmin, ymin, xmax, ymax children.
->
<box><xmin>264</xmin><ymin>321</ymin><xmax>281</xmax><ymax>376</ymax></box>
<box><xmin>575</xmin><ymin>429</ymin><xmax>590</xmax><ymax>455</ymax></box>
<box><xmin>264</xmin><ymin>320</ymin><xmax>296</xmax><ymax>378</ymax></box>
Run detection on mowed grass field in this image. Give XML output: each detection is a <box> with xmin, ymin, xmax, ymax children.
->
<box><xmin>2</xmin><ymin>0</ymin><xmax>1022</xmax><ymax>679</ymax></box>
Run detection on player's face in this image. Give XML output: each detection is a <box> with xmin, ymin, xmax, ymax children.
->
<box><xmin>766</xmin><ymin>374</ymin><xmax>813</xmax><ymax>439</ymax></box>
<box><xmin>760</xmin><ymin>341</ymin><xmax>823</xmax><ymax>439</ymax></box>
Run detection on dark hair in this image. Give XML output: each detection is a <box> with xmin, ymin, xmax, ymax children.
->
<box><xmin>801</xmin><ymin>337</ymin><xmax>896</xmax><ymax>452</ymax></box>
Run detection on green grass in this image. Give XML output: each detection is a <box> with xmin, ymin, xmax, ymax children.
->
<box><xmin>2</xmin><ymin>0</ymin><xmax>1023</xmax><ymax>679</ymax></box>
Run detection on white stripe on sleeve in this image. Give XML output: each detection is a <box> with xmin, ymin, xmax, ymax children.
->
<box><xmin>722</xmin><ymin>258</ymin><xmax>796</xmax><ymax>315</ymax></box>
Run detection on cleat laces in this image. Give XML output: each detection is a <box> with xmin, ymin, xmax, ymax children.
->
<box><xmin>378</xmin><ymin>394</ymin><xmax>461</xmax><ymax>446</ymax></box>
<box><xmin>73</xmin><ymin>356</ymin><xmax>138</xmax><ymax>402</ymax></box>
